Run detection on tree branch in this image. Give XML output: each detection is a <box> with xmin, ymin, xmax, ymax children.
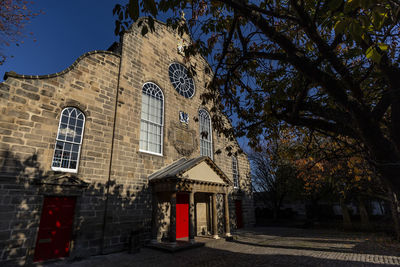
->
<box><xmin>290</xmin><ymin>0</ymin><xmax>365</xmax><ymax>102</ymax></box>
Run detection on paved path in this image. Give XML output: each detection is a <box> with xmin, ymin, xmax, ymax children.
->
<box><xmin>43</xmin><ymin>227</ymin><xmax>400</xmax><ymax>267</ymax></box>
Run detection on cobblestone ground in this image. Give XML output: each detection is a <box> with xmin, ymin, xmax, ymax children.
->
<box><xmin>43</xmin><ymin>227</ymin><xmax>400</xmax><ymax>267</ymax></box>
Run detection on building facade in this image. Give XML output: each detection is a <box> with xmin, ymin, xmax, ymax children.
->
<box><xmin>0</xmin><ymin>19</ymin><xmax>254</xmax><ymax>265</ymax></box>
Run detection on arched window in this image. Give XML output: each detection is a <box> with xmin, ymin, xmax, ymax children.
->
<box><xmin>232</xmin><ymin>156</ymin><xmax>239</xmax><ymax>189</ymax></box>
<box><xmin>51</xmin><ymin>107</ymin><xmax>85</xmax><ymax>173</ymax></box>
<box><xmin>139</xmin><ymin>82</ymin><xmax>164</xmax><ymax>155</ymax></box>
<box><xmin>199</xmin><ymin>109</ymin><xmax>213</xmax><ymax>159</ymax></box>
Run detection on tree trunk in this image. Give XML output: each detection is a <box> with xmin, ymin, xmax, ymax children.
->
<box><xmin>356</xmin><ymin>121</ymin><xmax>400</xmax><ymax>237</ymax></box>
<box><xmin>308</xmin><ymin>198</ymin><xmax>319</xmax><ymax>221</ymax></box>
<box><xmin>272</xmin><ymin>207</ymin><xmax>278</xmax><ymax>221</ymax></box>
<box><xmin>388</xmin><ymin>188</ymin><xmax>400</xmax><ymax>240</ymax></box>
<box><xmin>272</xmin><ymin>199</ymin><xmax>279</xmax><ymax>221</ymax></box>
<box><xmin>358</xmin><ymin>196</ymin><xmax>372</xmax><ymax>231</ymax></box>
<box><xmin>378</xmin><ymin>201</ymin><xmax>385</xmax><ymax>215</ymax></box>
<box><xmin>340</xmin><ymin>197</ymin><xmax>352</xmax><ymax>230</ymax></box>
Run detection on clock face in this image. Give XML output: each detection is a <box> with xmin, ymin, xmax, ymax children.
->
<box><xmin>168</xmin><ymin>63</ymin><xmax>195</xmax><ymax>98</ymax></box>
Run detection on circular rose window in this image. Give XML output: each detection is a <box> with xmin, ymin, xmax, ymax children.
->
<box><xmin>168</xmin><ymin>63</ymin><xmax>195</xmax><ymax>98</ymax></box>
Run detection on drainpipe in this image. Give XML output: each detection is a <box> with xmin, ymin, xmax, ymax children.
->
<box><xmin>100</xmin><ymin>36</ymin><xmax>124</xmax><ymax>254</ymax></box>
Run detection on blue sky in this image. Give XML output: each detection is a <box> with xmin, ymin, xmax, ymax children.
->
<box><xmin>0</xmin><ymin>1</ymin><xmax>119</xmax><ymax>80</ymax></box>
<box><xmin>0</xmin><ymin>1</ymin><xmax>250</xmax><ymax>150</ymax></box>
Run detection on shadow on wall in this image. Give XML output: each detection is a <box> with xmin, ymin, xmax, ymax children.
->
<box><xmin>0</xmin><ymin>150</ymin><xmax>153</xmax><ymax>266</ymax></box>
<box><xmin>216</xmin><ymin>194</ymin><xmax>225</xmax><ymax>235</ymax></box>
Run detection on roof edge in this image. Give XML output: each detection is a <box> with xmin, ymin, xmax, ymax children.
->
<box><xmin>3</xmin><ymin>50</ymin><xmax>121</xmax><ymax>81</ymax></box>
<box><xmin>126</xmin><ymin>17</ymin><xmax>215</xmax><ymax>77</ymax></box>
<box><xmin>127</xmin><ymin>18</ymin><xmax>246</xmax><ymax>157</ymax></box>
<box><xmin>178</xmin><ymin>156</ymin><xmax>232</xmax><ymax>186</ymax></box>
<box><xmin>149</xmin><ymin>156</ymin><xmax>232</xmax><ymax>186</ymax></box>
<box><xmin>148</xmin><ymin>157</ymin><xmax>187</xmax><ymax>181</ymax></box>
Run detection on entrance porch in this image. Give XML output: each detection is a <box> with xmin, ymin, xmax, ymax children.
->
<box><xmin>149</xmin><ymin>157</ymin><xmax>232</xmax><ymax>246</ymax></box>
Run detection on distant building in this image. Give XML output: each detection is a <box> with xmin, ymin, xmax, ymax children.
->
<box><xmin>0</xmin><ymin>18</ymin><xmax>254</xmax><ymax>265</ymax></box>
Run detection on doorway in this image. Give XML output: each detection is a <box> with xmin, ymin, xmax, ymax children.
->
<box><xmin>34</xmin><ymin>196</ymin><xmax>76</xmax><ymax>262</ymax></box>
<box><xmin>235</xmin><ymin>200</ymin><xmax>244</xmax><ymax>229</ymax></box>
<box><xmin>176</xmin><ymin>193</ymin><xmax>189</xmax><ymax>238</ymax></box>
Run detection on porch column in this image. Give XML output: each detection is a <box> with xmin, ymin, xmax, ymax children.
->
<box><xmin>151</xmin><ymin>191</ymin><xmax>158</xmax><ymax>243</ymax></box>
<box><xmin>189</xmin><ymin>191</ymin><xmax>195</xmax><ymax>243</ymax></box>
<box><xmin>212</xmin><ymin>193</ymin><xmax>219</xmax><ymax>239</ymax></box>
<box><xmin>169</xmin><ymin>192</ymin><xmax>177</xmax><ymax>244</ymax></box>
<box><xmin>224</xmin><ymin>193</ymin><xmax>231</xmax><ymax>237</ymax></box>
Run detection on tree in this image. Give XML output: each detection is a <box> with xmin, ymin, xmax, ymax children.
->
<box><xmin>114</xmin><ymin>0</ymin><xmax>400</xmax><ymax>237</ymax></box>
<box><xmin>252</xmin><ymin>127</ymin><xmax>381</xmax><ymax>228</ymax></box>
<box><xmin>250</xmin><ymin>128</ymin><xmax>301</xmax><ymax>221</ymax></box>
<box><xmin>294</xmin><ymin>135</ymin><xmax>381</xmax><ymax>230</ymax></box>
<box><xmin>0</xmin><ymin>0</ymin><xmax>38</xmax><ymax>64</ymax></box>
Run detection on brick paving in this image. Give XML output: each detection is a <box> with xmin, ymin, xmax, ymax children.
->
<box><xmin>42</xmin><ymin>227</ymin><xmax>400</xmax><ymax>267</ymax></box>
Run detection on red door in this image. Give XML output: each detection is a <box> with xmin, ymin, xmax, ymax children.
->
<box><xmin>34</xmin><ymin>196</ymin><xmax>76</xmax><ymax>262</ymax></box>
<box><xmin>176</xmin><ymin>193</ymin><xmax>189</xmax><ymax>238</ymax></box>
<box><xmin>235</xmin><ymin>200</ymin><xmax>244</xmax><ymax>229</ymax></box>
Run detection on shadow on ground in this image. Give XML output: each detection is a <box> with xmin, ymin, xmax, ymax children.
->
<box><xmin>43</xmin><ymin>227</ymin><xmax>400</xmax><ymax>267</ymax></box>
<box><xmin>43</xmin><ymin>245</ymin><xmax>398</xmax><ymax>267</ymax></box>
<box><xmin>232</xmin><ymin>227</ymin><xmax>400</xmax><ymax>256</ymax></box>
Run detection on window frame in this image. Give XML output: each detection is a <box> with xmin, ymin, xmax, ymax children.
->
<box><xmin>199</xmin><ymin>108</ymin><xmax>213</xmax><ymax>160</ymax></box>
<box><xmin>232</xmin><ymin>156</ymin><xmax>239</xmax><ymax>189</ymax></box>
<box><xmin>139</xmin><ymin>82</ymin><xmax>164</xmax><ymax>156</ymax></box>
<box><xmin>51</xmin><ymin>107</ymin><xmax>85</xmax><ymax>173</ymax></box>
<box><xmin>168</xmin><ymin>62</ymin><xmax>196</xmax><ymax>99</ymax></box>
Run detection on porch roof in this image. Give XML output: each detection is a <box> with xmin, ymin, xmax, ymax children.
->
<box><xmin>148</xmin><ymin>156</ymin><xmax>231</xmax><ymax>186</ymax></box>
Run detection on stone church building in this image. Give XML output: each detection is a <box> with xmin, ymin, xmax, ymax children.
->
<box><xmin>0</xmin><ymin>18</ymin><xmax>254</xmax><ymax>265</ymax></box>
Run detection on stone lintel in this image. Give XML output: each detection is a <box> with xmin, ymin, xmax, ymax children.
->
<box><xmin>151</xmin><ymin>178</ymin><xmax>227</xmax><ymax>194</ymax></box>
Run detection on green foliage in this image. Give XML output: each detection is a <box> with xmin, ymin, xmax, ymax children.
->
<box><xmin>113</xmin><ymin>0</ymin><xmax>400</xmax><ymax>196</ymax></box>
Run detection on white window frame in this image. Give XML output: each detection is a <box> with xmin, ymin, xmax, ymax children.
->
<box><xmin>139</xmin><ymin>82</ymin><xmax>164</xmax><ymax>156</ymax></box>
<box><xmin>51</xmin><ymin>107</ymin><xmax>85</xmax><ymax>173</ymax></box>
<box><xmin>199</xmin><ymin>108</ymin><xmax>213</xmax><ymax>160</ymax></box>
<box><xmin>168</xmin><ymin>62</ymin><xmax>196</xmax><ymax>99</ymax></box>
<box><xmin>232</xmin><ymin>156</ymin><xmax>239</xmax><ymax>189</ymax></box>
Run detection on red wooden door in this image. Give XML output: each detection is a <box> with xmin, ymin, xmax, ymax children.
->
<box><xmin>176</xmin><ymin>193</ymin><xmax>189</xmax><ymax>238</ymax></box>
<box><xmin>235</xmin><ymin>200</ymin><xmax>244</xmax><ymax>229</ymax></box>
<box><xmin>34</xmin><ymin>196</ymin><xmax>76</xmax><ymax>262</ymax></box>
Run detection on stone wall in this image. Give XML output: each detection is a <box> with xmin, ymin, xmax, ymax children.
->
<box><xmin>0</xmin><ymin>51</ymin><xmax>120</xmax><ymax>265</ymax></box>
<box><xmin>0</xmin><ymin>18</ymin><xmax>254</xmax><ymax>265</ymax></box>
<box><xmin>117</xmin><ymin>18</ymin><xmax>254</xmax><ymax>229</ymax></box>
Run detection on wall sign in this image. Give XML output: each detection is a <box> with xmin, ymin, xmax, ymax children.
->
<box><xmin>168</xmin><ymin>122</ymin><xmax>197</xmax><ymax>156</ymax></box>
